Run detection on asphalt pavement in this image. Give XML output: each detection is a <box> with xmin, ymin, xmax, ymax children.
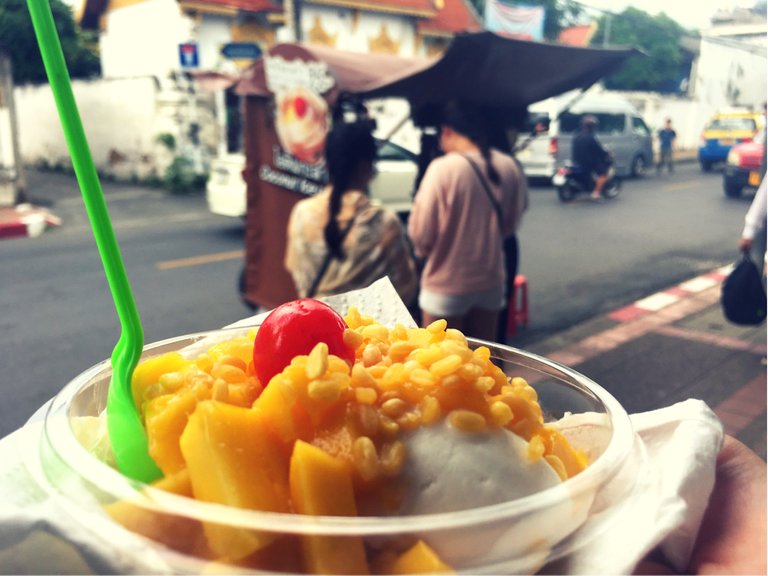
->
<box><xmin>2</xmin><ymin>159</ymin><xmax>765</xmax><ymax>460</ymax></box>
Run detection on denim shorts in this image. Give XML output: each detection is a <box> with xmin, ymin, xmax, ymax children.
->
<box><xmin>419</xmin><ymin>285</ymin><xmax>506</xmax><ymax>317</ymax></box>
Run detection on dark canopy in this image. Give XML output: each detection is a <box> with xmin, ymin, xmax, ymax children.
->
<box><xmin>236</xmin><ymin>32</ymin><xmax>641</xmax><ymax>113</ymax></box>
<box><xmin>360</xmin><ymin>32</ymin><xmax>642</xmax><ymax>109</ymax></box>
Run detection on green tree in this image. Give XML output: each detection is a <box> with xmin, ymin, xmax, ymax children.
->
<box><xmin>468</xmin><ymin>0</ymin><xmax>583</xmax><ymax>41</ymax></box>
<box><xmin>0</xmin><ymin>0</ymin><xmax>100</xmax><ymax>85</ymax></box>
<box><xmin>591</xmin><ymin>8</ymin><xmax>690</xmax><ymax>93</ymax></box>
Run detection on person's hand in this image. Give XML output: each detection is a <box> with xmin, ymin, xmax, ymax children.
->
<box><xmin>635</xmin><ymin>435</ymin><xmax>767</xmax><ymax>575</ymax></box>
<box><xmin>739</xmin><ymin>237</ymin><xmax>754</xmax><ymax>253</ymax></box>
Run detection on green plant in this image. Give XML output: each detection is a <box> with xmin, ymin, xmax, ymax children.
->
<box><xmin>155</xmin><ymin>132</ymin><xmax>176</xmax><ymax>151</ymax></box>
<box><xmin>163</xmin><ymin>156</ymin><xmax>206</xmax><ymax>194</ymax></box>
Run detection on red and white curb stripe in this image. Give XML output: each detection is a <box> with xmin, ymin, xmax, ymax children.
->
<box><xmin>0</xmin><ymin>204</ymin><xmax>62</xmax><ymax>239</ymax></box>
<box><xmin>607</xmin><ymin>266</ymin><xmax>731</xmax><ymax>323</ymax></box>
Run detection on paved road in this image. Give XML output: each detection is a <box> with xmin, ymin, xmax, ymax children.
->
<box><xmin>0</xmin><ymin>163</ymin><xmax>759</xmax><ymax>440</ymax></box>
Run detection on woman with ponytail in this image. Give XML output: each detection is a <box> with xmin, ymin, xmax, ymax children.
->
<box><xmin>285</xmin><ymin>120</ymin><xmax>418</xmax><ymax>305</ymax></box>
<box><xmin>408</xmin><ymin>100</ymin><xmax>528</xmax><ymax>341</ymax></box>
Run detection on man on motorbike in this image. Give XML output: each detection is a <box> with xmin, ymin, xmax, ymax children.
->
<box><xmin>572</xmin><ymin>114</ymin><xmax>611</xmax><ymax>201</ymax></box>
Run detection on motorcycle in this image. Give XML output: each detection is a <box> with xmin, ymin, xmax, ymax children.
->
<box><xmin>552</xmin><ymin>159</ymin><xmax>621</xmax><ymax>203</ymax></box>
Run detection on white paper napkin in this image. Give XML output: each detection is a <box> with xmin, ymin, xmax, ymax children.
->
<box><xmin>0</xmin><ymin>279</ymin><xmax>724</xmax><ymax>574</ymax></box>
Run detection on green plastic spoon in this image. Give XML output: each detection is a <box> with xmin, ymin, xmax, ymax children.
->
<box><xmin>27</xmin><ymin>0</ymin><xmax>162</xmax><ymax>483</ymax></box>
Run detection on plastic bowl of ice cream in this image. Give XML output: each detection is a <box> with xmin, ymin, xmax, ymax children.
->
<box><xmin>31</xmin><ymin>327</ymin><xmax>642</xmax><ymax>575</ymax></box>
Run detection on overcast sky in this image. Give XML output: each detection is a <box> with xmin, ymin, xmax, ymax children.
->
<box><xmin>578</xmin><ymin>0</ymin><xmax>762</xmax><ymax>31</ymax></box>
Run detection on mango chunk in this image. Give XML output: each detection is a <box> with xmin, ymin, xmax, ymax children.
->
<box><xmin>131</xmin><ymin>352</ymin><xmax>189</xmax><ymax>410</ymax></box>
<box><xmin>289</xmin><ymin>440</ymin><xmax>369</xmax><ymax>575</ymax></box>
<box><xmin>145</xmin><ymin>385</ymin><xmax>209</xmax><ymax>474</ymax></box>
<box><xmin>180</xmin><ymin>401</ymin><xmax>290</xmax><ymax>559</ymax></box>
<box><xmin>386</xmin><ymin>540</ymin><xmax>453</xmax><ymax>575</ymax></box>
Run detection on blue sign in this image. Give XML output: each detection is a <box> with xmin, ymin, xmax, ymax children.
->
<box><xmin>221</xmin><ymin>42</ymin><xmax>262</xmax><ymax>60</ymax></box>
<box><xmin>179</xmin><ymin>42</ymin><xmax>199</xmax><ymax>69</ymax></box>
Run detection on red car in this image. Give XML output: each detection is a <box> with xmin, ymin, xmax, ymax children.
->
<box><xmin>723</xmin><ymin>129</ymin><xmax>765</xmax><ymax>197</ymax></box>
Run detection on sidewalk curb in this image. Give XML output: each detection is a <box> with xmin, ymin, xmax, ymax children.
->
<box><xmin>0</xmin><ymin>204</ymin><xmax>61</xmax><ymax>240</ymax></box>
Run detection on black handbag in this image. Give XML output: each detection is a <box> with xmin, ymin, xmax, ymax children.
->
<box><xmin>721</xmin><ymin>253</ymin><xmax>767</xmax><ymax>326</ymax></box>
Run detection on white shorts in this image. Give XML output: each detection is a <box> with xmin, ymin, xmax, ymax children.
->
<box><xmin>419</xmin><ymin>285</ymin><xmax>506</xmax><ymax>317</ymax></box>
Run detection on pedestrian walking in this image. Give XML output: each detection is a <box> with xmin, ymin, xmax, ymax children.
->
<box><xmin>408</xmin><ymin>100</ymin><xmax>528</xmax><ymax>342</ymax></box>
<box><xmin>657</xmin><ymin>118</ymin><xmax>677</xmax><ymax>175</ymax></box>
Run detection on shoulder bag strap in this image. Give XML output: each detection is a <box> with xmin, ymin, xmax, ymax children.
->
<box><xmin>462</xmin><ymin>154</ymin><xmax>504</xmax><ymax>232</ymax></box>
<box><xmin>306</xmin><ymin>215</ymin><xmax>357</xmax><ymax>298</ymax></box>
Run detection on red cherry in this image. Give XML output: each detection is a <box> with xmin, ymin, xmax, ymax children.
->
<box><xmin>294</xmin><ymin>96</ymin><xmax>308</xmax><ymax>118</ymax></box>
<box><xmin>253</xmin><ymin>299</ymin><xmax>355</xmax><ymax>386</ymax></box>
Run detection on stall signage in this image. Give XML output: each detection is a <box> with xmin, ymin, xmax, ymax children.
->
<box><xmin>258</xmin><ymin>55</ymin><xmax>335</xmax><ymax>196</ymax></box>
<box><xmin>178</xmin><ymin>42</ymin><xmax>199</xmax><ymax>69</ymax></box>
<box><xmin>221</xmin><ymin>42</ymin><xmax>262</xmax><ymax>60</ymax></box>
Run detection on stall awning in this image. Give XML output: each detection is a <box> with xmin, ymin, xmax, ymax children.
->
<box><xmin>235</xmin><ymin>32</ymin><xmax>642</xmax><ymax>110</ymax></box>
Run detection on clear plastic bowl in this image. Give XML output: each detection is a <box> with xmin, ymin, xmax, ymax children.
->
<box><xmin>32</xmin><ymin>329</ymin><xmax>643</xmax><ymax>574</ymax></box>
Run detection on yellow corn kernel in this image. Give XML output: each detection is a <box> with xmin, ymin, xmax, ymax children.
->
<box><xmin>430</xmin><ymin>354</ymin><xmax>463</xmax><ymax>377</ymax></box>
<box><xmin>420</xmin><ymin>395</ymin><xmax>442</xmax><ymax>425</ymax></box>
<box><xmin>354</xmin><ymin>387</ymin><xmax>378</xmax><ymax>405</ymax></box>
<box><xmin>379</xmin><ymin>414</ymin><xmax>400</xmax><ymax>437</ymax></box>
<box><xmin>388</xmin><ymin>341</ymin><xmax>418</xmax><ymax>363</ymax></box>
<box><xmin>444</xmin><ymin>328</ymin><xmax>468</xmax><ymax>346</ymax></box>
<box><xmin>458</xmin><ymin>363</ymin><xmax>484</xmax><ymax>383</ymax></box>
<box><xmin>439</xmin><ymin>340</ymin><xmax>473</xmax><ymax>362</ymax></box>
<box><xmin>489</xmin><ymin>401</ymin><xmax>513</xmax><ymax>427</ymax></box>
<box><xmin>211</xmin><ymin>363</ymin><xmax>247</xmax><ymax>384</ymax></box>
<box><xmin>380</xmin><ymin>441</ymin><xmax>406</xmax><ymax>476</ymax></box>
<box><xmin>474</xmin><ymin>376</ymin><xmax>496</xmax><ymax>393</ymax></box>
<box><xmin>448</xmin><ymin>409</ymin><xmax>487</xmax><ymax>433</ymax></box>
<box><xmin>368</xmin><ymin>365</ymin><xmax>387</xmax><ymax>379</ymax></box>
<box><xmin>350</xmin><ymin>363</ymin><xmax>377</xmax><ymax>388</ymax></box>
<box><xmin>528</xmin><ymin>435</ymin><xmax>546</xmax><ymax>461</ymax></box>
<box><xmin>426</xmin><ymin>319</ymin><xmax>447</xmax><ymax>334</ymax></box>
<box><xmin>343</xmin><ymin>328</ymin><xmax>364</xmax><ymax>351</ymax></box>
<box><xmin>409</xmin><ymin>368</ymin><xmax>435</xmax><ymax>387</ymax></box>
<box><xmin>473</xmin><ymin>346</ymin><xmax>491</xmax><ymax>362</ymax></box>
<box><xmin>361</xmin><ymin>324</ymin><xmax>389</xmax><ymax>342</ymax></box>
<box><xmin>397</xmin><ymin>411</ymin><xmax>422</xmax><ymax>431</ymax></box>
<box><xmin>362</xmin><ymin>344</ymin><xmax>383</xmax><ymax>367</ymax></box>
<box><xmin>391</xmin><ymin>323</ymin><xmax>408</xmax><ymax>341</ymax></box>
<box><xmin>411</xmin><ymin>347</ymin><xmax>444</xmax><ymax>368</ymax></box>
<box><xmin>381</xmin><ymin>398</ymin><xmax>408</xmax><ymax>419</ymax></box>
<box><xmin>306</xmin><ymin>342</ymin><xmax>329</xmax><ymax>380</ymax></box>
<box><xmin>327</xmin><ymin>355</ymin><xmax>351</xmax><ymax>374</ymax></box>
<box><xmin>381</xmin><ymin>363</ymin><xmax>407</xmax><ymax>389</ymax></box>
<box><xmin>217</xmin><ymin>355</ymin><xmax>247</xmax><ymax>372</ymax></box>
<box><xmin>353</xmin><ymin>436</ymin><xmax>379</xmax><ymax>481</ymax></box>
<box><xmin>345</xmin><ymin>306</ymin><xmax>362</xmax><ymax>329</ymax></box>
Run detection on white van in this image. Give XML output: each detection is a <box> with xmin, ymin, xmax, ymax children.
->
<box><xmin>516</xmin><ymin>92</ymin><xmax>654</xmax><ymax>180</ymax></box>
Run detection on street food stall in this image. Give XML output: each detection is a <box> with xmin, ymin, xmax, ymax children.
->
<box><xmin>234</xmin><ymin>32</ymin><xmax>640</xmax><ymax>310</ymax></box>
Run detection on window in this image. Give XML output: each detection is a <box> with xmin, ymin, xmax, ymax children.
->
<box><xmin>559</xmin><ymin>112</ymin><xmax>626</xmax><ymax>134</ymax></box>
<box><xmin>632</xmin><ymin>116</ymin><xmax>650</xmax><ymax>136</ymax></box>
<box><xmin>707</xmin><ymin>117</ymin><xmax>757</xmax><ymax>131</ymax></box>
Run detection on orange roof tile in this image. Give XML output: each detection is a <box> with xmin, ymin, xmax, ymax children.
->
<box><xmin>558</xmin><ymin>23</ymin><xmax>597</xmax><ymax>47</ymax></box>
<box><xmin>418</xmin><ymin>0</ymin><xmax>482</xmax><ymax>37</ymax></box>
<box><xmin>310</xmin><ymin>0</ymin><xmax>435</xmax><ymax>16</ymax></box>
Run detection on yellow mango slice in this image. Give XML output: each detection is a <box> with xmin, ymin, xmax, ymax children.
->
<box><xmin>180</xmin><ymin>401</ymin><xmax>290</xmax><ymax>559</ymax></box>
<box><xmin>131</xmin><ymin>352</ymin><xmax>189</xmax><ymax>409</ymax></box>
<box><xmin>145</xmin><ymin>385</ymin><xmax>209</xmax><ymax>475</ymax></box>
<box><xmin>385</xmin><ymin>540</ymin><xmax>453</xmax><ymax>574</ymax></box>
<box><xmin>252</xmin><ymin>375</ymin><xmax>312</xmax><ymax>447</ymax></box>
<box><xmin>289</xmin><ymin>440</ymin><xmax>369</xmax><ymax>575</ymax></box>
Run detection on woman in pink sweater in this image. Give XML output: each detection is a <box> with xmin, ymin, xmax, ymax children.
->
<box><xmin>408</xmin><ymin>102</ymin><xmax>528</xmax><ymax>341</ymax></box>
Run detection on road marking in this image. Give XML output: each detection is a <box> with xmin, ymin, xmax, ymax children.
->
<box><xmin>662</xmin><ymin>181</ymin><xmax>701</xmax><ymax>192</ymax></box>
<box><xmin>156</xmin><ymin>250</ymin><xmax>244</xmax><ymax>270</ymax></box>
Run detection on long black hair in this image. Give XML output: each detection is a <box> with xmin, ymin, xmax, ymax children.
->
<box><xmin>323</xmin><ymin>120</ymin><xmax>377</xmax><ymax>259</ymax></box>
<box><xmin>441</xmin><ymin>100</ymin><xmax>500</xmax><ymax>185</ymax></box>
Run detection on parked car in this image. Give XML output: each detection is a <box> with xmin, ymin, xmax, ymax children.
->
<box><xmin>698</xmin><ymin>109</ymin><xmax>764</xmax><ymax>172</ymax></box>
<box><xmin>206</xmin><ymin>139</ymin><xmax>418</xmax><ymax>219</ymax></box>
<box><xmin>516</xmin><ymin>91</ymin><xmax>653</xmax><ymax>180</ymax></box>
<box><xmin>723</xmin><ymin>129</ymin><xmax>765</xmax><ymax>198</ymax></box>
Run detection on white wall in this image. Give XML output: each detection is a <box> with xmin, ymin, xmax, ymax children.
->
<box><xmin>14</xmin><ymin>77</ymin><xmax>219</xmax><ymax>181</ymax></box>
<box><xmin>100</xmin><ymin>0</ymin><xmax>195</xmax><ymax>79</ymax></box>
<box><xmin>694</xmin><ymin>37</ymin><xmax>767</xmax><ymax>110</ymax></box>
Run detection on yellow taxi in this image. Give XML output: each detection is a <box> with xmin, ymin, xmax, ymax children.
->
<box><xmin>698</xmin><ymin>109</ymin><xmax>765</xmax><ymax>171</ymax></box>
